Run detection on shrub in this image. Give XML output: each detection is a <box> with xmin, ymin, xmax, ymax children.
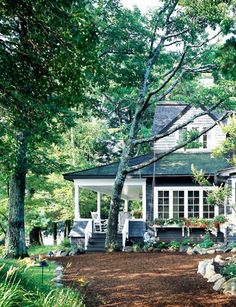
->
<box><xmin>198</xmin><ymin>232</ymin><xmax>214</xmax><ymax>248</ymax></box>
<box><xmin>168</xmin><ymin>241</ymin><xmax>180</xmax><ymax>250</ymax></box>
<box><xmin>221</xmin><ymin>263</ymin><xmax>236</xmax><ymax>280</ymax></box>
<box><xmin>132</xmin><ymin>243</ymin><xmax>142</xmax><ymax>252</ymax></box>
<box><xmin>181</xmin><ymin>238</ymin><xmax>192</xmax><ymax>246</ymax></box>
<box><xmin>60</xmin><ymin>238</ymin><xmax>71</xmax><ymax>249</ymax></box>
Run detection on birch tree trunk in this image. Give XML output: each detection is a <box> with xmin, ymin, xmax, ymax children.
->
<box><xmin>5</xmin><ymin>132</ymin><xmax>28</xmax><ymax>258</ymax></box>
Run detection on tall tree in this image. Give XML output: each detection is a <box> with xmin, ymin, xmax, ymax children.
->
<box><xmin>98</xmin><ymin>0</ymin><xmax>236</xmax><ymax>248</ymax></box>
<box><xmin>0</xmin><ymin>0</ymin><xmax>97</xmax><ymax>257</ymax></box>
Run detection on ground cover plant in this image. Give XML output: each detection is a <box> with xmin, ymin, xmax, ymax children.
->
<box><xmin>0</xmin><ymin>259</ymin><xmax>85</xmax><ymax>307</ymax></box>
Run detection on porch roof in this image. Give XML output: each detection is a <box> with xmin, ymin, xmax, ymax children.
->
<box><xmin>63</xmin><ymin>152</ymin><xmax>230</xmax><ymax>181</ymax></box>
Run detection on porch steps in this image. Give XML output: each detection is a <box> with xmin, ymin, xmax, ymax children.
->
<box><xmin>86</xmin><ymin>233</ymin><xmax>122</xmax><ymax>252</ymax></box>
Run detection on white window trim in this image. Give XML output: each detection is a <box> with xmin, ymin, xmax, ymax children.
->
<box><xmin>154</xmin><ymin>186</ymin><xmax>214</xmax><ymax>219</ymax></box>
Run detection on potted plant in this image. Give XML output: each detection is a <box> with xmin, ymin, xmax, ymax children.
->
<box><xmin>213</xmin><ymin>215</ymin><xmax>227</xmax><ymax>228</ymax></box>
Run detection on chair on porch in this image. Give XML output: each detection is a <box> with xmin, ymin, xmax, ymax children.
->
<box><xmin>118</xmin><ymin>211</ymin><xmax>131</xmax><ymax>232</ymax></box>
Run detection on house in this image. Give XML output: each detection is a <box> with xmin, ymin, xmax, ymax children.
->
<box><xmin>64</xmin><ymin>102</ymin><xmax>235</xmax><ymax>251</ymax></box>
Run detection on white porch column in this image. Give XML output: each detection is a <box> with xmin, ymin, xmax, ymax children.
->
<box><xmin>124</xmin><ymin>199</ymin><xmax>129</xmax><ymax>212</ymax></box>
<box><xmin>142</xmin><ymin>183</ymin><xmax>146</xmax><ymax>221</ymax></box>
<box><xmin>97</xmin><ymin>192</ymin><xmax>101</xmax><ymax>219</ymax></box>
<box><xmin>74</xmin><ymin>184</ymin><xmax>80</xmax><ymax>220</ymax></box>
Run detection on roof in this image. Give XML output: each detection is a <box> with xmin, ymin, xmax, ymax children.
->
<box><xmin>63</xmin><ymin>152</ymin><xmax>231</xmax><ymax>181</ymax></box>
<box><xmin>152</xmin><ymin>102</ymin><xmax>189</xmax><ymax>134</ymax></box>
<box><xmin>152</xmin><ymin>102</ymin><xmax>227</xmax><ymax>135</ymax></box>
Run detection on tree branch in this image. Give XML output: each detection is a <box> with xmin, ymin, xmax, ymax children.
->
<box><xmin>127</xmin><ymin>112</ymin><xmax>232</xmax><ymax>173</ymax></box>
<box><xmin>133</xmin><ymin>99</ymin><xmax>227</xmax><ymax>146</ymax></box>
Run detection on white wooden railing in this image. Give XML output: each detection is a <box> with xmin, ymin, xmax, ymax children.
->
<box><xmin>84</xmin><ymin>219</ymin><xmax>93</xmax><ymax>250</ymax></box>
<box><xmin>122</xmin><ymin>219</ymin><xmax>129</xmax><ymax>250</ymax></box>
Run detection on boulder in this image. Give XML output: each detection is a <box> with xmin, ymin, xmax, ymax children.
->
<box><xmin>214</xmin><ymin>255</ymin><xmax>227</xmax><ymax>266</ymax></box>
<box><xmin>55</xmin><ymin>265</ymin><xmax>64</xmax><ymax>272</ymax></box>
<box><xmin>204</xmin><ymin>264</ymin><xmax>215</xmax><ymax>280</ymax></box>
<box><xmin>52</xmin><ymin>275</ymin><xmax>62</xmax><ymax>282</ymax></box>
<box><xmin>213</xmin><ymin>277</ymin><xmax>225</xmax><ymax>291</ymax></box>
<box><xmin>197</xmin><ymin>260</ymin><xmax>212</xmax><ymax>276</ymax></box>
<box><xmin>186</xmin><ymin>247</ymin><xmax>194</xmax><ymax>255</ymax></box>
<box><xmin>124</xmin><ymin>246</ymin><xmax>132</xmax><ymax>252</ymax></box>
<box><xmin>207</xmin><ymin>273</ymin><xmax>223</xmax><ymax>283</ymax></box>
<box><xmin>231</xmin><ymin>247</ymin><xmax>236</xmax><ymax>253</ymax></box>
<box><xmin>222</xmin><ymin>246</ymin><xmax>232</xmax><ymax>253</ymax></box>
<box><xmin>60</xmin><ymin>250</ymin><xmax>69</xmax><ymax>257</ymax></box>
<box><xmin>222</xmin><ymin>278</ymin><xmax>236</xmax><ymax>295</ymax></box>
<box><xmin>179</xmin><ymin>246</ymin><xmax>189</xmax><ymax>253</ymax></box>
<box><xmin>207</xmin><ymin>249</ymin><xmax>216</xmax><ymax>255</ymax></box>
<box><xmin>55</xmin><ymin>283</ymin><xmax>63</xmax><ymax>287</ymax></box>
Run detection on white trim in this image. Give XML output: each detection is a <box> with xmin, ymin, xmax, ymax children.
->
<box><xmin>97</xmin><ymin>192</ymin><xmax>101</xmax><ymax>220</ymax></box>
<box><xmin>154</xmin><ymin>186</ymin><xmax>214</xmax><ymax>219</ymax></box>
<box><xmin>74</xmin><ymin>185</ymin><xmax>80</xmax><ymax>220</ymax></box>
<box><xmin>142</xmin><ymin>183</ymin><xmax>146</xmax><ymax>221</ymax></box>
<box><xmin>74</xmin><ymin>178</ymin><xmax>146</xmax><ymax>186</ymax></box>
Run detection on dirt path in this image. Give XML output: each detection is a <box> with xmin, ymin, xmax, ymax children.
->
<box><xmin>57</xmin><ymin>252</ymin><xmax>236</xmax><ymax>306</ymax></box>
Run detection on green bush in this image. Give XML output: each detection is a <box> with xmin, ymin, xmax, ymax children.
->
<box><xmin>168</xmin><ymin>241</ymin><xmax>181</xmax><ymax>250</ymax></box>
<box><xmin>199</xmin><ymin>232</ymin><xmax>214</xmax><ymax>248</ymax></box>
<box><xmin>181</xmin><ymin>238</ymin><xmax>192</xmax><ymax>246</ymax></box>
<box><xmin>132</xmin><ymin>243</ymin><xmax>142</xmax><ymax>252</ymax></box>
<box><xmin>59</xmin><ymin>238</ymin><xmax>71</xmax><ymax>249</ymax></box>
<box><xmin>221</xmin><ymin>263</ymin><xmax>236</xmax><ymax>279</ymax></box>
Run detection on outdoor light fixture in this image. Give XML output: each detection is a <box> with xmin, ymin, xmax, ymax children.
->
<box><xmin>39</xmin><ymin>260</ymin><xmax>48</xmax><ymax>285</ymax></box>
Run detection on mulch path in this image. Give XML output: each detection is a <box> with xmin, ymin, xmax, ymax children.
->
<box><xmin>55</xmin><ymin>252</ymin><xmax>236</xmax><ymax>306</ymax></box>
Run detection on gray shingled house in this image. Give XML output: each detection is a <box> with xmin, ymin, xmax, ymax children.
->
<box><xmin>64</xmin><ymin>103</ymin><xmax>236</xmax><ymax>251</ymax></box>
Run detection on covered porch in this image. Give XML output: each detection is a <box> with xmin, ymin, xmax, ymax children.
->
<box><xmin>71</xmin><ymin>178</ymin><xmax>147</xmax><ymax>250</ymax></box>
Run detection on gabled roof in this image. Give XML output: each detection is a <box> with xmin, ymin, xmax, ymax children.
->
<box><xmin>152</xmin><ymin>101</ymin><xmax>227</xmax><ymax>135</ymax></box>
<box><xmin>152</xmin><ymin>102</ymin><xmax>189</xmax><ymax>134</ymax></box>
<box><xmin>63</xmin><ymin>152</ymin><xmax>230</xmax><ymax>181</ymax></box>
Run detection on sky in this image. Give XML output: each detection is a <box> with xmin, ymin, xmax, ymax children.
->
<box><xmin>121</xmin><ymin>0</ymin><xmax>158</xmax><ymax>12</ymax></box>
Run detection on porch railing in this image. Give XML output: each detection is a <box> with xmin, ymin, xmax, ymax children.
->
<box><xmin>122</xmin><ymin>219</ymin><xmax>129</xmax><ymax>250</ymax></box>
<box><xmin>84</xmin><ymin>219</ymin><xmax>93</xmax><ymax>250</ymax></box>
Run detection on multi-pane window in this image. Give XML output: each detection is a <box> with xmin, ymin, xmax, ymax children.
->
<box><xmin>203</xmin><ymin>190</ymin><xmax>214</xmax><ymax>218</ymax></box>
<box><xmin>188</xmin><ymin>191</ymin><xmax>199</xmax><ymax>218</ymax></box>
<box><xmin>173</xmin><ymin>191</ymin><xmax>185</xmax><ymax>218</ymax></box>
<box><xmin>157</xmin><ymin>191</ymin><xmax>169</xmax><ymax>219</ymax></box>
<box><xmin>203</xmin><ymin>133</ymin><xmax>208</xmax><ymax>148</ymax></box>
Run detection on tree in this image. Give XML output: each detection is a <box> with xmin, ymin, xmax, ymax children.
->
<box><xmin>100</xmin><ymin>0</ymin><xmax>236</xmax><ymax>248</ymax></box>
<box><xmin>0</xmin><ymin>0</ymin><xmax>97</xmax><ymax>257</ymax></box>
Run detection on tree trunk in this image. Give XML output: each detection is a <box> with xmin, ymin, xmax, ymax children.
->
<box><xmin>5</xmin><ymin>133</ymin><xmax>28</xmax><ymax>258</ymax></box>
<box><xmin>106</xmin><ymin>110</ymin><xmax>143</xmax><ymax>248</ymax></box>
<box><xmin>53</xmin><ymin>222</ymin><xmax>57</xmax><ymax>245</ymax></box>
<box><xmin>29</xmin><ymin>227</ymin><xmax>42</xmax><ymax>245</ymax></box>
<box><xmin>64</xmin><ymin>220</ymin><xmax>71</xmax><ymax>238</ymax></box>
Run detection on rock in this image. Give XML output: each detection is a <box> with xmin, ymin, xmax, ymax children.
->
<box><xmin>55</xmin><ymin>283</ymin><xmax>63</xmax><ymax>287</ymax></box>
<box><xmin>213</xmin><ymin>277</ymin><xmax>225</xmax><ymax>291</ymax></box>
<box><xmin>222</xmin><ymin>278</ymin><xmax>236</xmax><ymax>295</ymax></box>
<box><xmin>179</xmin><ymin>246</ymin><xmax>189</xmax><ymax>253</ymax></box>
<box><xmin>231</xmin><ymin>247</ymin><xmax>236</xmax><ymax>253</ymax></box>
<box><xmin>222</xmin><ymin>246</ymin><xmax>232</xmax><ymax>253</ymax></box>
<box><xmin>214</xmin><ymin>255</ymin><xmax>226</xmax><ymax>266</ymax></box>
<box><xmin>207</xmin><ymin>249</ymin><xmax>216</xmax><ymax>255</ymax></box>
<box><xmin>197</xmin><ymin>260</ymin><xmax>212</xmax><ymax>275</ymax></box>
<box><xmin>193</xmin><ymin>246</ymin><xmax>207</xmax><ymax>255</ymax></box>
<box><xmin>60</xmin><ymin>251</ymin><xmax>69</xmax><ymax>257</ymax></box>
<box><xmin>124</xmin><ymin>246</ymin><xmax>132</xmax><ymax>252</ymax></box>
<box><xmin>204</xmin><ymin>264</ymin><xmax>215</xmax><ymax>279</ymax></box>
<box><xmin>153</xmin><ymin>248</ymin><xmax>161</xmax><ymax>252</ymax></box>
<box><xmin>52</xmin><ymin>275</ymin><xmax>62</xmax><ymax>282</ymax></box>
<box><xmin>55</xmin><ymin>265</ymin><xmax>64</xmax><ymax>272</ymax></box>
<box><xmin>207</xmin><ymin>273</ymin><xmax>223</xmax><ymax>283</ymax></box>
<box><xmin>186</xmin><ymin>247</ymin><xmax>194</xmax><ymax>255</ymax></box>
<box><xmin>55</xmin><ymin>250</ymin><xmax>62</xmax><ymax>257</ymax></box>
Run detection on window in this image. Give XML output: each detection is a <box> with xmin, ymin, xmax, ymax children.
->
<box><xmin>157</xmin><ymin>191</ymin><xmax>169</xmax><ymax>219</ymax></box>
<box><xmin>202</xmin><ymin>131</ymin><xmax>208</xmax><ymax>148</ymax></box>
<box><xmin>173</xmin><ymin>191</ymin><xmax>185</xmax><ymax>218</ymax></box>
<box><xmin>203</xmin><ymin>190</ymin><xmax>214</xmax><ymax>218</ymax></box>
<box><xmin>188</xmin><ymin>191</ymin><xmax>199</xmax><ymax>218</ymax></box>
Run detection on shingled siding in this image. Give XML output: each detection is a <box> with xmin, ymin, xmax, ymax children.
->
<box><xmin>129</xmin><ymin>220</ymin><xmax>146</xmax><ymax>237</ymax></box>
<box><xmin>153</xmin><ymin>106</ymin><xmax>226</xmax><ymax>153</ymax></box>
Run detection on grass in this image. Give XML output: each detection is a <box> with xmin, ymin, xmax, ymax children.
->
<box><xmin>28</xmin><ymin>245</ymin><xmax>57</xmax><ymax>257</ymax></box>
<box><xmin>0</xmin><ymin>258</ymin><xmax>85</xmax><ymax>306</ymax></box>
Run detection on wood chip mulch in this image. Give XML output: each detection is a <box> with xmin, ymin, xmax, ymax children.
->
<box><xmin>55</xmin><ymin>252</ymin><xmax>236</xmax><ymax>307</ymax></box>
